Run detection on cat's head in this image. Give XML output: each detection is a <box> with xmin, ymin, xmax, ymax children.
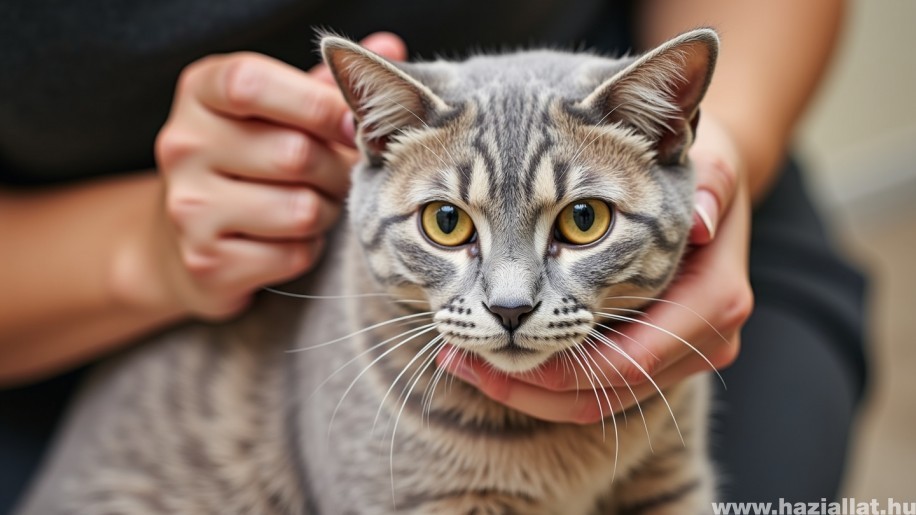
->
<box><xmin>322</xmin><ymin>30</ymin><xmax>718</xmax><ymax>373</ymax></box>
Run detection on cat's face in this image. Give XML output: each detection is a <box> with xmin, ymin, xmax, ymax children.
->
<box><xmin>323</xmin><ymin>30</ymin><xmax>718</xmax><ymax>372</ymax></box>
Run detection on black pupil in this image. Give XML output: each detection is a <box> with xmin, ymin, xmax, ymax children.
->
<box><xmin>572</xmin><ymin>203</ymin><xmax>595</xmax><ymax>231</ymax></box>
<box><xmin>436</xmin><ymin>205</ymin><xmax>459</xmax><ymax>234</ymax></box>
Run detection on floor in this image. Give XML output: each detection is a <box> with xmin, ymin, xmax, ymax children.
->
<box><xmin>834</xmin><ymin>194</ymin><xmax>916</xmax><ymax>499</ymax></box>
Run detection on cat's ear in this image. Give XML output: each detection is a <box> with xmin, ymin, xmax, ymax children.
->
<box><xmin>320</xmin><ymin>36</ymin><xmax>450</xmax><ymax>162</ymax></box>
<box><xmin>577</xmin><ymin>28</ymin><xmax>719</xmax><ymax>165</ymax></box>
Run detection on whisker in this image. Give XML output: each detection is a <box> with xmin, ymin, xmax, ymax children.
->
<box><xmin>264</xmin><ymin>287</ymin><xmax>401</xmax><ymax>300</ymax></box>
<box><xmin>566</xmin><ymin>346</ymin><xmax>606</xmax><ymax>439</ymax></box>
<box><xmin>389</xmin><ymin>337</ymin><xmax>446</xmax><ymax>505</ymax></box>
<box><xmin>585</xmin><ymin>332</ymin><xmax>657</xmax><ymax>450</ymax></box>
<box><xmin>603</xmin><ymin>295</ymin><xmax>729</xmax><ymax>345</ymax></box>
<box><xmin>581</xmin><ymin>336</ymin><xmax>629</xmax><ymax>427</ymax></box>
<box><xmin>562</xmin><ymin>348</ymin><xmax>582</xmax><ymax>402</ymax></box>
<box><xmin>593</xmin><ymin>312</ymin><xmax>725</xmax><ymax>388</ymax></box>
<box><xmin>372</xmin><ymin>334</ymin><xmax>445</xmax><ymax>433</ymax></box>
<box><xmin>588</xmin><ymin>329</ymin><xmax>684</xmax><ymax>446</ymax></box>
<box><xmin>287</xmin><ymin>311</ymin><xmax>435</xmax><ymax>353</ymax></box>
<box><xmin>308</xmin><ymin>322</ymin><xmax>436</xmax><ymax>401</ymax></box>
<box><xmin>422</xmin><ymin>344</ymin><xmax>461</xmax><ymax>423</ymax></box>
<box><xmin>388</xmin><ymin>336</ymin><xmax>449</xmax><ymax>435</ymax></box>
<box><xmin>578</xmin><ymin>339</ymin><xmax>621</xmax><ymax>481</ymax></box>
<box><xmin>596</xmin><ymin>306</ymin><xmax>655</xmax><ymax>322</ymax></box>
<box><xmin>328</xmin><ymin>326</ymin><xmax>440</xmax><ymax>436</ymax></box>
<box><xmin>594</xmin><ymin>322</ymin><xmax>661</xmax><ymax>361</ymax></box>
<box><xmin>446</xmin><ymin>348</ymin><xmax>471</xmax><ymax>392</ymax></box>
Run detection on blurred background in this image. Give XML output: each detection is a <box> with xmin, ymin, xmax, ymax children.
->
<box><xmin>796</xmin><ymin>0</ymin><xmax>915</xmax><ymax>499</ymax></box>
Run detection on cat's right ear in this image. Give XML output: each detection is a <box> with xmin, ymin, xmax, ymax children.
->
<box><xmin>320</xmin><ymin>36</ymin><xmax>450</xmax><ymax>163</ymax></box>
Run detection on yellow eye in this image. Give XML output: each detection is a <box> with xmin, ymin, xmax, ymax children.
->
<box><xmin>556</xmin><ymin>199</ymin><xmax>613</xmax><ymax>245</ymax></box>
<box><xmin>421</xmin><ymin>202</ymin><xmax>476</xmax><ymax>247</ymax></box>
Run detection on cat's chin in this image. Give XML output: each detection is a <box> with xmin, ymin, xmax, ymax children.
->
<box><xmin>477</xmin><ymin>349</ymin><xmax>554</xmax><ymax>374</ymax></box>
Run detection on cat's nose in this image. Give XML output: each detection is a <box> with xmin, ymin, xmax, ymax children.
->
<box><xmin>485</xmin><ymin>303</ymin><xmax>535</xmax><ymax>331</ymax></box>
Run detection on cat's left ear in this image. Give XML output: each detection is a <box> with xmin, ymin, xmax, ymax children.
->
<box><xmin>577</xmin><ymin>28</ymin><xmax>719</xmax><ymax>165</ymax></box>
<box><xmin>321</xmin><ymin>35</ymin><xmax>451</xmax><ymax>163</ymax></box>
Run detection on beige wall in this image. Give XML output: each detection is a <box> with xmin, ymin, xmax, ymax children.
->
<box><xmin>798</xmin><ymin>0</ymin><xmax>916</xmax><ymax>209</ymax></box>
<box><xmin>793</xmin><ymin>0</ymin><xmax>916</xmax><ymax>500</ymax></box>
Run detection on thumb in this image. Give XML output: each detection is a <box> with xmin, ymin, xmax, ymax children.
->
<box><xmin>309</xmin><ymin>31</ymin><xmax>408</xmax><ymax>85</ymax></box>
<box><xmin>688</xmin><ymin>114</ymin><xmax>742</xmax><ymax>245</ymax></box>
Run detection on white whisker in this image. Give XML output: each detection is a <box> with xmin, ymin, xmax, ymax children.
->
<box><xmin>422</xmin><ymin>344</ymin><xmax>461</xmax><ymax>423</ymax></box>
<box><xmin>585</xmin><ymin>333</ymin><xmax>655</xmax><ymax>450</ymax></box>
<box><xmin>593</xmin><ymin>312</ymin><xmax>725</xmax><ymax>387</ymax></box>
<box><xmin>264</xmin><ymin>287</ymin><xmax>401</xmax><ymax>300</ymax></box>
<box><xmin>328</xmin><ymin>326</ymin><xmax>440</xmax><ymax>436</ymax></box>
<box><xmin>588</xmin><ymin>328</ymin><xmax>684</xmax><ymax>446</ymax></box>
<box><xmin>389</xmin><ymin>337</ymin><xmax>445</xmax><ymax>505</ymax></box>
<box><xmin>594</xmin><ymin>322</ymin><xmax>661</xmax><ymax>361</ymax></box>
<box><xmin>287</xmin><ymin>311</ymin><xmax>435</xmax><ymax>353</ymax></box>
<box><xmin>596</xmin><ymin>306</ymin><xmax>655</xmax><ymax>322</ymax></box>
<box><xmin>567</xmin><ymin>346</ymin><xmax>606</xmax><ymax>439</ymax></box>
<box><xmin>308</xmin><ymin>322</ymin><xmax>436</xmax><ymax>401</ymax></box>
<box><xmin>578</xmin><ymin>339</ymin><xmax>621</xmax><ymax>481</ymax></box>
<box><xmin>603</xmin><ymin>295</ymin><xmax>729</xmax><ymax>344</ymax></box>
<box><xmin>372</xmin><ymin>334</ymin><xmax>445</xmax><ymax>433</ymax></box>
<box><xmin>581</xmin><ymin>336</ymin><xmax>629</xmax><ymax>427</ymax></box>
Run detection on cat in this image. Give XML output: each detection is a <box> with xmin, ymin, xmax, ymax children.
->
<box><xmin>16</xmin><ymin>28</ymin><xmax>719</xmax><ymax>515</ymax></box>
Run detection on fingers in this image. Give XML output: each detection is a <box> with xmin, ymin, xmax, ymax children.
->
<box><xmin>181</xmin><ymin>53</ymin><xmax>353</xmax><ymax>145</ymax></box>
<box><xmin>437</xmin><ymin>349</ymin><xmax>668</xmax><ymax>425</ymax></box>
<box><xmin>208</xmin><ymin>179</ymin><xmax>341</xmax><ymax>240</ymax></box>
<box><xmin>177</xmin><ymin>238</ymin><xmax>325</xmax><ymax>319</ymax></box>
<box><xmin>166</xmin><ymin>173</ymin><xmax>341</xmax><ymax>242</ymax></box>
<box><xmin>688</xmin><ymin>113</ymin><xmax>744</xmax><ymax>244</ymax></box>
<box><xmin>161</xmin><ymin>118</ymin><xmax>352</xmax><ymax>198</ymax></box>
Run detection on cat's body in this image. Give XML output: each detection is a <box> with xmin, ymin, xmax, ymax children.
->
<box><xmin>17</xmin><ymin>29</ymin><xmax>720</xmax><ymax>514</ymax></box>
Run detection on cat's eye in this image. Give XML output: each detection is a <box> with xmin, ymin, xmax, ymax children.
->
<box><xmin>421</xmin><ymin>202</ymin><xmax>476</xmax><ymax>247</ymax></box>
<box><xmin>555</xmin><ymin>199</ymin><xmax>613</xmax><ymax>245</ymax></box>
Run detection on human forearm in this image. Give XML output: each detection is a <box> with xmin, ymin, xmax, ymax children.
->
<box><xmin>0</xmin><ymin>34</ymin><xmax>405</xmax><ymax>386</ymax></box>
<box><xmin>636</xmin><ymin>0</ymin><xmax>846</xmax><ymax>202</ymax></box>
<box><xmin>0</xmin><ymin>173</ymin><xmax>185</xmax><ymax>385</ymax></box>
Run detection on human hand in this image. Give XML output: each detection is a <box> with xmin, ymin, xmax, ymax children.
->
<box><xmin>436</xmin><ymin>113</ymin><xmax>754</xmax><ymax>423</ymax></box>
<box><xmin>144</xmin><ymin>33</ymin><xmax>407</xmax><ymax>319</ymax></box>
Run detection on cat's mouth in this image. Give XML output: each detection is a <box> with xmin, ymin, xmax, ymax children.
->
<box><xmin>490</xmin><ymin>337</ymin><xmax>540</xmax><ymax>356</ymax></box>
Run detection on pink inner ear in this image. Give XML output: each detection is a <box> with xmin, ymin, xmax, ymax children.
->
<box><xmin>673</xmin><ymin>41</ymin><xmax>715</xmax><ymax>116</ymax></box>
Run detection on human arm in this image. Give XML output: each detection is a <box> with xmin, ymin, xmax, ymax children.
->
<box><xmin>438</xmin><ymin>0</ymin><xmax>846</xmax><ymax>421</ymax></box>
<box><xmin>0</xmin><ymin>34</ymin><xmax>407</xmax><ymax>386</ymax></box>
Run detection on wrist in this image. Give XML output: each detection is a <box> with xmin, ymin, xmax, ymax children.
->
<box><xmin>107</xmin><ymin>176</ymin><xmax>187</xmax><ymax>320</ymax></box>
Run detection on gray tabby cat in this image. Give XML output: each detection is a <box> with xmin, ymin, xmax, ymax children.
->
<box><xmin>17</xmin><ymin>28</ymin><xmax>719</xmax><ymax>515</ymax></box>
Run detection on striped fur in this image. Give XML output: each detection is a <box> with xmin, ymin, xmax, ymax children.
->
<box><xmin>17</xmin><ymin>29</ymin><xmax>719</xmax><ymax>514</ymax></box>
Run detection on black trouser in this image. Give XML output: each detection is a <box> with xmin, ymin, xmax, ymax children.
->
<box><xmin>0</xmin><ymin>160</ymin><xmax>868</xmax><ymax>511</ymax></box>
<box><xmin>712</xmin><ymin>159</ymin><xmax>868</xmax><ymax>502</ymax></box>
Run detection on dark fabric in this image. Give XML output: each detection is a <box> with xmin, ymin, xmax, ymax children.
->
<box><xmin>0</xmin><ymin>0</ymin><xmax>627</xmax><ymax>186</ymax></box>
<box><xmin>0</xmin><ymin>1</ymin><xmax>866</xmax><ymax>511</ymax></box>
<box><xmin>711</xmin><ymin>159</ymin><xmax>868</xmax><ymax>502</ymax></box>
<box><xmin>0</xmin><ymin>368</ymin><xmax>85</xmax><ymax>511</ymax></box>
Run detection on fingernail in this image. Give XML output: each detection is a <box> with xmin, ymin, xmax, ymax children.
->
<box><xmin>340</xmin><ymin>111</ymin><xmax>356</xmax><ymax>145</ymax></box>
<box><xmin>694</xmin><ymin>189</ymin><xmax>719</xmax><ymax>240</ymax></box>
